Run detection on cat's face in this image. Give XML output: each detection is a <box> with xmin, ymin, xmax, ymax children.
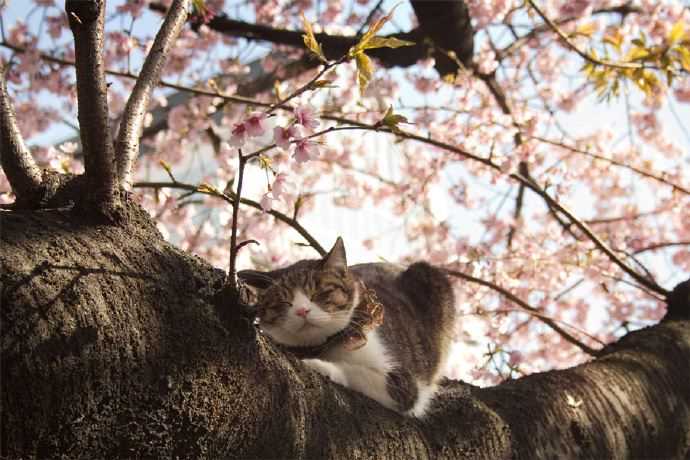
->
<box><xmin>242</xmin><ymin>238</ymin><xmax>359</xmax><ymax>347</ymax></box>
<box><xmin>256</xmin><ymin>267</ymin><xmax>358</xmax><ymax>346</ymax></box>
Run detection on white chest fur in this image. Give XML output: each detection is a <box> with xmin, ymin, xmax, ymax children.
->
<box><xmin>303</xmin><ymin>330</ymin><xmax>400</xmax><ymax>413</ymax></box>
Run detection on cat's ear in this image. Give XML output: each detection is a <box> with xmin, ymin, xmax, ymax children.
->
<box><xmin>322</xmin><ymin>237</ymin><xmax>347</xmax><ymax>271</ymax></box>
<box><xmin>238</xmin><ymin>270</ymin><xmax>275</xmax><ymax>290</ymax></box>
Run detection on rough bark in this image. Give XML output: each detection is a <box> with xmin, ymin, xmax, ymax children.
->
<box><xmin>1</xmin><ymin>203</ymin><xmax>689</xmax><ymax>459</ymax></box>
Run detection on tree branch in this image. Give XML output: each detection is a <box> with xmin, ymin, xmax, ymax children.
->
<box><xmin>65</xmin><ymin>0</ymin><xmax>117</xmax><ymax>215</ymax></box>
<box><xmin>116</xmin><ymin>0</ymin><xmax>190</xmax><ymax>189</ymax></box>
<box><xmin>530</xmin><ymin>135</ymin><xmax>690</xmax><ymax>196</ymax></box>
<box><xmin>9</xmin><ymin>39</ymin><xmax>669</xmax><ymax>296</ymax></box>
<box><xmin>511</xmin><ymin>172</ymin><xmax>669</xmax><ymax>297</ymax></box>
<box><xmin>228</xmin><ymin>150</ymin><xmax>246</xmax><ymax>292</ymax></box>
<box><xmin>132</xmin><ymin>180</ymin><xmax>326</xmax><ymax>256</ymax></box>
<box><xmin>526</xmin><ymin>0</ymin><xmax>654</xmax><ymax>71</ymax></box>
<box><xmin>633</xmin><ymin>241</ymin><xmax>690</xmax><ymax>255</ymax></box>
<box><xmin>499</xmin><ymin>3</ymin><xmax>642</xmax><ymax>59</ymax></box>
<box><xmin>444</xmin><ymin>267</ymin><xmax>601</xmax><ymax>355</ymax></box>
<box><xmin>149</xmin><ymin>2</ymin><xmax>426</xmax><ymax>68</ymax></box>
<box><xmin>0</xmin><ymin>62</ymin><xmax>43</xmax><ymax>205</ymax></box>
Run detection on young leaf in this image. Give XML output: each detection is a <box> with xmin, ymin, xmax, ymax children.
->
<box><xmin>350</xmin><ymin>4</ymin><xmax>401</xmax><ymax>56</ymax></box>
<box><xmin>380</xmin><ymin>106</ymin><xmax>409</xmax><ymax>133</ymax></box>
<box><xmin>668</xmin><ymin>19</ymin><xmax>685</xmax><ymax>45</ymax></box>
<box><xmin>357</xmin><ymin>36</ymin><xmax>415</xmax><ymax>51</ymax></box>
<box><xmin>355</xmin><ymin>52</ymin><xmax>374</xmax><ymax>94</ymax></box>
<box><xmin>301</xmin><ymin>14</ymin><xmax>327</xmax><ymax>62</ymax></box>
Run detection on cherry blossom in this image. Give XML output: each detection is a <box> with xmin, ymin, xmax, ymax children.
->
<box><xmin>293</xmin><ymin>105</ymin><xmax>320</xmax><ymax>131</ymax></box>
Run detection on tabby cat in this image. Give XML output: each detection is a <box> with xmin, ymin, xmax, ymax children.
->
<box><xmin>239</xmin><ymin>237</ymin><xmax>455</xmax><ymax>417</ymax></box>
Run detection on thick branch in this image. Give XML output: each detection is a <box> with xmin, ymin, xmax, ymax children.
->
<box><xmin>0</xmin><ymin>63</ymin><xmax>43</xmax><ymax>204</ymax></box>
<box><xmin>150</xmin><ymin>1</ymin><xmax>476</xmax><ymax>76</ymax></box>
<box><xmin>410</xmin><ymin>0</ymin><xmax>474</xmax><ymax>75</ymax></box>
<box><xmin>149</xmin><ymin>2</ymin><xmax>426</xmax><ymax>68</ymax></box>
<box><xmin>116</xmin><ymin>0</ymin><xmax>190</xmax><ymax>189</ymax></box>
<box><xmin>66</xmin><ymin>0</ymin><xmax>117</xmax><ymax>214</ymax></box>
<box><xmin>2</xmin><ymin>211</ymin><xmax>689</xmax><ymax>457</ymax></box>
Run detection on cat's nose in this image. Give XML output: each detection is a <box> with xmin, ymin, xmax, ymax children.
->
<box><xmin>295</xmin><ymin>307</ymin><xmax>310</xmax><ymax>318</ymax></box>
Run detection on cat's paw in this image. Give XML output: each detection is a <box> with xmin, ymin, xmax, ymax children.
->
<box><xmin>302</xmin><ymin>359</ymin><xmax>348</xmax><ymax>386</ymax></box>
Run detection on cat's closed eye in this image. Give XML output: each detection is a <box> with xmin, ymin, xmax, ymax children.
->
<box><xmin>312</xmin><ymin>289</ymin><xmax>336</xmax><ymax>303</ymax></box>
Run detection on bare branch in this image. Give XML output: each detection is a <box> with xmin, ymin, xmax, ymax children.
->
<box><xmin>66</xmin><ymin>0</ymin><xmax>117</xmax><ymax>214</ymax></box>
<box><xmin>444</xmin><ymin>267</ymin><xmax>601</xmax><ymax>355</ymax></box>
<box><xmin>116</xmin><ymin>0</ymin><xmax>190</xmax><ymax>189</ymax></box>
<box><xmin>0</xmin><ymin>63</ymin><xmax>43</xmax><ymax>204</ymax></box>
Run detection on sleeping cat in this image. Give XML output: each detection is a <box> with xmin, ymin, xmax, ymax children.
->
<box><xmin>238</xmin><ymin>237</ymin><xmax>455</xmax><ymax>417</ymax></box>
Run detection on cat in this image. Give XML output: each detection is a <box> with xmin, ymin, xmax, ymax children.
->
<box><xmin>238</xmin><ymin>237</ymin><xmax>456</xmax><ymax>417</ymax></box>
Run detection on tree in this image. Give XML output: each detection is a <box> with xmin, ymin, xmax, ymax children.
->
<box><xmin>1</xmin><ymin>0</ymin><xmax>690</xmax><ymax>457</ymax></box>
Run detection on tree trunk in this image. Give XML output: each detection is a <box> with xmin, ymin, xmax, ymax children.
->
<box><xmin>1</xmin><ymin>204</ymin><xmax>689</xmax><ymax>459</ymax></box>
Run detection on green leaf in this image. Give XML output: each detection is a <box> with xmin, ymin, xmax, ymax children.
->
<box><xmin>301</xmin><ymin>14</ymin><xmax>327</xmax><ymax>62</ymax></box>
<box><xmin>356</xmin><ymin>36</ymin><xmax>415</xmax><ymax>51</ymax></box>
<box><xmin>355</xmin><ymin>52</ymin><xmax>374</xmax><ymax>94</ymax></box>
<box><xmin>197</xmin><ymin>183</ymin><xmax>219</xmax><ymax>195</ymax></box>
<box><xmin>380</xmin><ymin>105</ymin><xmax>409</xmax><ymax>132</ymax></box>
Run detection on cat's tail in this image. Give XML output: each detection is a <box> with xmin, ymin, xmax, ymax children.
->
<box><xmin>398</xmin><ymin>262</ymin><xmax>455</xmax><ymax>324</ymax></box>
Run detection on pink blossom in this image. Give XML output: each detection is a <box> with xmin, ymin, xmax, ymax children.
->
<box><xmin>293</xmin><ymin>139</ymin><xmax>319</xmax><ymax>163</ymax></box>
<box><xmin>116</xmin><ymin>0</ymin><xmax>145</xmax><ymax>17</ymax></box>
<box><xmin>260</xmin><ymin>193</ymin><xmax>274</xmax><ymax>211</ymax></box>
<box><xmin>245</xmin><ymin>112</ymin><xmax>266</xmax><ymax>137</ymax></box>
<box><xmin>559</xmin><ymin>0</ymin><xmax>592</xmax><ymax>18</ymax></box>
<box><xmin>293</xmin><ymin>106</ymin><xmax>320</xmax><ymax>131</ymax></box>
<box><xmin>271</xmin><ymin>173</ymin><xmax>289</xmax><ymax>199</ymax></box>
<box><xmin>229</xmin><ymin>122</ymin><xmax>248</xmax><ymax>147</ymax></box>
<box><xmin>167</xmin><ymin>105</ymin><xmax>189</xmax><ymax>133</ymax></box>
<box><xmin>273</xmin><ymin>125</ymin><xmax>299</xmax><ymax>149</ymax></box>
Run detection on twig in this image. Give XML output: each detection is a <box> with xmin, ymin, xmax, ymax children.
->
<box><xmin>531</xmin><ymin>135</ymin><xmax>690</xmax><ymax>196</ymax></box>
<box><xmin>356</xmin><ymin>0</ymin><xmax>385</xmax><ymax>36</ymax></box>
<box><xmin>444</xmin><ymin>267</ymin><xmax>600</xmax><ymax>355</ymax></box>
<box><xmin>132</xmin><ymin>180</ymin><xmax>326</xmax><ymax>256</ymax></box>
<box><xmin>633</xmin><ymin>241</ymin><xmax>690</xmax><ymax>255</ymax></box>
<box><xmin>65</xmin><ymin>0</ymin><xmax>118</xmax><ymax>215</ymax></box>
<box><xmin>499</xmin><ymin>3</ymin><xmax>641</xmax><ymax>59</ymax></box>
<box><xmin>526</xmin><ymin>0</ymin><xmax>652</xmax><ymax>71</ymax></box>
<box><xmin>0</xmin><ymin>62</ymin><xmax>43</xmax><ymax>204</ymax></box>
<box><xmin>116</xmin><ymin>0</ymin><xmax>190</xmax><ymax>189</ymax></box>
<box><xmin>228</xmin><ymin>150</ymin><xmax>246</xmax><ymax>291</ymax></box>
